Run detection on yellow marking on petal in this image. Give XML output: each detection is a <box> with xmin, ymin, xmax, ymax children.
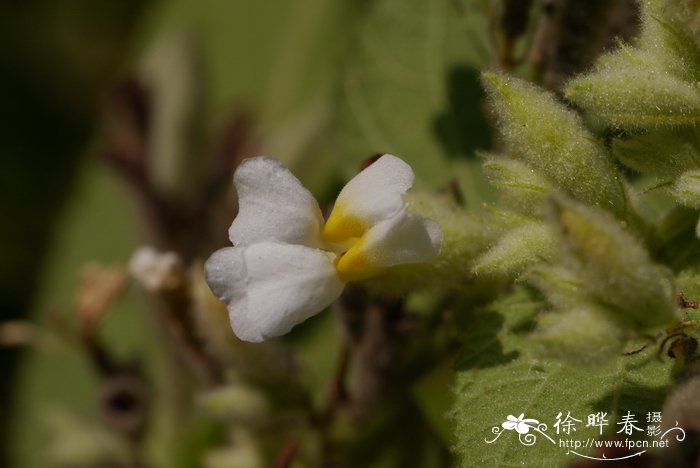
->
<box><xmin>335</xmin><ymin>238</ymin><xmax>384</xmax><ymax>282</ymax></box>
<box><xmin>322</xmin><ymin>203</ymin><xmax>366</xmax><ymax>243</ymax></box>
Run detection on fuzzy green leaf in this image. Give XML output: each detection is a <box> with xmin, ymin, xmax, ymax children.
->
<box><xmin>566</xmin><ymin>0</ymin><xmax>700</xmax><ymax>130</ymax></box>
<box><xmin>534</xmin><ymin>303</ymin><xmax>626</xmax><ymax>366</ymax></box>
<box><xmin>482</xmin><ymin>156</ymin><xmax>555</xmax><ymax>214</ymax></box>
<box><xmin>550</xmin><ymin>198</ymin><xmax>679</xmax><ymax>331</ymax></box>
<box><xmin>660</xmin><ymin>0</ymin><xmax>700</xmax><ymax>62</ymax></box>
<box><xmin>613</xmin><ymin>127</ymin><xmax>700</xmax><ymax>177</ymax></box>
<box><xmin>453</xmin><ymin>288</ymin><xmax>674</xmax><ymax>467</ymax></box>
<box><xmin>637</xmin><ymin>0</ymin><xmax>700</xmax><ymax>82</ymax></box>
<box><xmin>565</xmin><ymin>52</ymin><xmax>700</xmax><ymax>130</ymax></box>
<box><xmin>527</xmin><ymin>266</ymin><xmax>586</xmax><ymax>311</ymax></box>
<box><xmin>473</xmin><ymin>223</ymin><xmax>554</xmax><ymax>276</ymax></box>
<box><xmin>528</xmin><ymin>267</ymin><xmax>628</xmax><ymax>364</ymax></box>
<box><xmin>482</xmin><ymin>72</ymin><xmax>628</xmax><ymax>218</ymax></box>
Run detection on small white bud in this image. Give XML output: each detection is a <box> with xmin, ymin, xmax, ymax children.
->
<box><xmin>129</xmin><ymin>246</ymin><xmax>184</xmax><ymax>291</ymax></box>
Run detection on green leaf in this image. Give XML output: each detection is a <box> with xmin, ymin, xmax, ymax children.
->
<box><xmin>334</xmin><ymin>0</ymin><xmax>495</xmax><ymax>202</ymax></box>
<box><xmin>658</xmin><ymin>0</ymin><xmax>700</xmax><ymax>62</ymax></box>
<box><xmin>550</xmin><ymin>197</ymin><xmax>679</xmax><ymax>331</ymax></box>
<box><xmin>636</xmin><ymin>0</ymin><xmax>700</xmax><ymax>82</ymax></box>
<box><xmin>613</xmin><ymin>127</ymin><xmax>700</xmax><ymax>177</ymax></box>
<box><xmin>650</xmin><ymin>205</ymin><xmax>700</xmax><ymax>270</ymax></box>
<box><xmin>473</xmin><ymin>222</ymin><xmax>554</xmax><ymax>277</ymax></box>
<box><xmin>482</xmin><ymin>72</ymin><xmax>628</xmax><ymax>219</ymax></box>
<box><xmin>144</xmin><ymin>0</ymin><xmax>366</xmax><ymax>198</ymax></box>
<box><xmin>565</xmin><ymin>51</ymin><xmax>700</xmax><ymax>130</ymax></box>
<box><xmin>534</xmin><ymin>303</ymin><xmax>626</xmax><ymax>366</ymax></box>
<box><xmin>566</xmin><ymin>0</ymin><xmax>700</xmax><ymax>131</ymax></box>
<box><xmin>452</xmin><ymin>288</ymin><xmax>674</xmax><ymax>467</ymax></box>
<box><xmin>527</xmin><ymin>267</ymin><xmax>627</xmax><ymax>364</ymax></box>
<box><xmin>527</xmin><ymin>266</ymin><xmax>586</xmax><ymax>310</ymax></box>
<box><xmin>482</xmin><ymin>156</ymin><xmax>554</xmax><ymax>214</ymax></box>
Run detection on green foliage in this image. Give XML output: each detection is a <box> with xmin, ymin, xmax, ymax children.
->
<box><xmin>451</xmin><ymin>3</ymin><xmax>700</xmax><ymax>465</ymax></box>
<box><xmin>566</xmin><ymin>1</ymin><xmax>700</xmax><ymax>130</ymax></box>
<box><xmin>368</xmin><ymin>191</ymin><xmax>500</xmax><ymax>293</ymax></box>
<box><xmin>550</xmin><ymin>197</ymin><xmax>679</xmax><ymax>331</ymax></box>
<box><xmin>565</xmin><ymin>51</ymin><xmax>700</xmax><ymax>129</ymax></box>
<box><xmin>452</xmin><ymin>288</ymin><xmax>673</xmax><ymax>467</ymax></box>
<box><xmin>472</xmin><ymin>222</ymin><xmax>554</xmax><ymax>276</ymax></box>
<box><xmin>482</xmin><ymin>72</ymin><xmax>627</xmax><ymax>217</ymax></box>
<box><xmin>662</xmin><ymin>0</ymin><xmax>700</xmax><ymax>52</ymax></box>
<box><xmin>334</xmin><ymin>0</ymin><xmax>495</xmax><ymax>202</ymax></box>
<box><xmin>527</xmin><ymin>266</ymin><xmax>629</xmax><ymax>365</ymax></box>
<box><xmin>481</xmin><ymin>156</ymin><xmax>554</xmax><ymax>215</ymax></box>
<box><xmin>18</xmin><ymin>0</ymin><xmax>700</xmax><ymax>467</ymax></box>
<box><xmin>637</xmin><ymin>1</ymin><xmax>700</xmax><ymax>81</ymax></box>
<box><xmin>534</xmin><ymin>304</ymin><xmax>626</xmax><ymax>366</ymax></box>
<box><xmin>563</xmin><ymin>0</ymin><xmax>700</xmax><ymax>217</ymax></box>
<box><xmin>613</xmin><ymin>127</ymin><xmax>700</xmax><ymax>177</ymax></box>
<box><xmin>671</xmin><ymin>169</ymin><xmax>700</xmax><ymax>208</ymax></box>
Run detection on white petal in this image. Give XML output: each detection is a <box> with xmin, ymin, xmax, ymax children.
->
<box><xmin>204</xmin><ymin>243</ymin><xmax>344</xmax><ymax>342</ymax></box>
<box><xmin>323</xmin><ymin>154</ymin><xmax>414</xmax><ymax>242</ymax></box>
<box><xmin>229</xmin><ymin>157</ymin><xmax>324</xmax><ymax>248</ymax></box>
<box><xmin>335</xmin><ymin>211</ymin><xmax>443</xmax><ymax>280</ymax></box>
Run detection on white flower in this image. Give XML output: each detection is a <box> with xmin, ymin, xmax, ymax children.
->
<box><xmin>204</xmin><ymin>154</ymin><xmax>442</xmax><ymax>342</ymax></box>
<box><xmin>502</xmin><ymin>414</ymin><xmax>539</xmax><ymax>434</ymax></box>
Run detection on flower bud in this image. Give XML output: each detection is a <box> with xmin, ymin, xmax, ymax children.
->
<box><xmin>550</xmin><ymin>197</ymin><xmax>679</xmax><ymax>331</ymax></box>
<box><xmin>129</xmin><ymin>246</ymin><xmax>184</xmax><ymax>292</ymax></box>
<box><xmin>483</xmin><ymin>72</ymin><xmax>627</xmax><ymax>218</ymax></box>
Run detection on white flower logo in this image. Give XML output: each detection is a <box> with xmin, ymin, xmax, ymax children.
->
<box><xmin>204</xmin><ymin>154</ymin><xmax>442</xmax><ymax>342</ymax></box>
<box><xmin>502</xmin><ymin>414</ymin><xmax>540</xmax><ymax>434</ymax></box>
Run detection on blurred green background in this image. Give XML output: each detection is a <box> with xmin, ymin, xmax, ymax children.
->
<box><xmin>0</xmin><ymin>0</ymin><xmax>495</xmax><ymax>466</ymax></box>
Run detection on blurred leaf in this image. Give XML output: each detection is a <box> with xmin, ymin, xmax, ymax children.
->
<box><xmin>13</xmin><ymin>163</ymin><xmax>148</xmax><ymax>468</ymax></box>
<box><xmin>138</xmin><ymin>0</ymin><xmax>370</xmax><ymax>206</ymax></box>
<box><xmin>653</xmin><ymin>206</ymin><xmax>700</xmax><ymax>270</ymax></box>
<box><xmin>44</xmin><ymin>408</ymin><xmax>129</xmax><ymax>468</ymax></box>
<box><xmin>198</xmin><ymin>385</ymin><xmax>269</xmax><ymax>424</ymax></box>
<box><xmin>334</xmin><ymin>0</ymin><xmax>494</xmax><ymax>204</ymax></box>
